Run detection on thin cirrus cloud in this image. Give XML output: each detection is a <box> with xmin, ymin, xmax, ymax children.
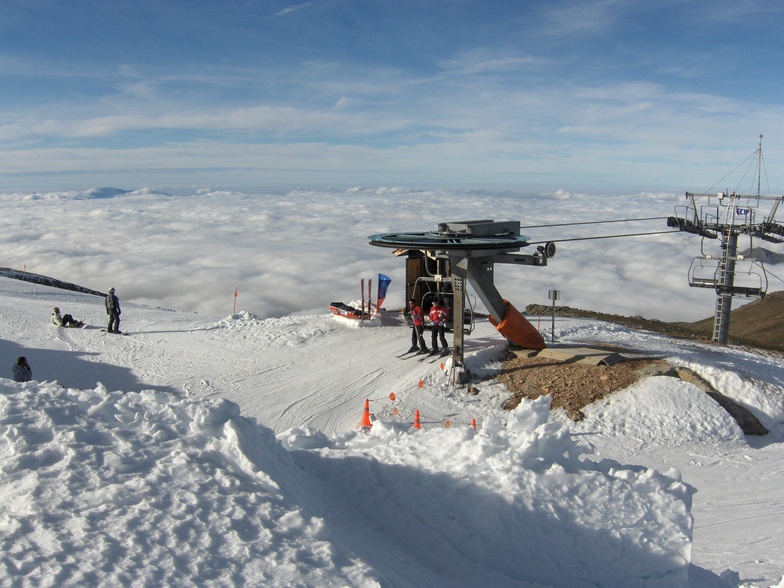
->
<box><xmin>1</xmin><ymin>1</ymin><xmax>783</xmax><ymax>192</ymax></box>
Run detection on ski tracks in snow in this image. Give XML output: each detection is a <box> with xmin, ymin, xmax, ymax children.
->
<box><xmin>37</xmin><ymin>303</ymin><xmax>504</xmax><ymax>438</ymax></box>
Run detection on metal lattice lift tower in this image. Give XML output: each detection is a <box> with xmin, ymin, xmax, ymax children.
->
<box><xmin>369</xmin><ymin>220</ymin><xmax>555</xmax><ymax>368</ymax></box>
<box><xmin>667</xmin><ymin>135</ymin><xmax>784</xmax><ymax>344</ymax></box>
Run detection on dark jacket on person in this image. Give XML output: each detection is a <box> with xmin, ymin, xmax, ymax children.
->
<box><xmin>13</xmin><ymin>358</ymin><xmax>32</xmax><ymax>382</ymax></box>
<box><xmin>106</xmin><ymin>293</ymin><xmax>120</xmax><ymax>315</ymax></box>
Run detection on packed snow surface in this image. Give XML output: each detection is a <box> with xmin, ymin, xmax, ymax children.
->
<box><xmin>2</xmin><ymin>276</ymin><xmax>783</xmax><ymax>587</ymax></box>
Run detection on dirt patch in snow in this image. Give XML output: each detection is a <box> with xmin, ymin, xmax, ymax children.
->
<box><xmin>496</xmin><ymin>292</ymin><xmax>784</xmax><ymax>421</ymax></box>
<box><xmin>497</xmin><ymin>354</ymin><xmax>674</xmax><ymax>421</ymax></box>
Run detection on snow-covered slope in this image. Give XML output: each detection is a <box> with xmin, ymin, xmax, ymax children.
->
<box><xmin>1</xmin><ymin>276</ymin><xmax>783</xmax><ymax>587</ymax></box>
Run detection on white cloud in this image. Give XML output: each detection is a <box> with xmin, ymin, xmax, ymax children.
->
<box><xmin>275</xmin><ymin>3</ymin><xmax>313</xmax><ymax>17</ymax></box>
<box><xmin>439</xmin><ymin>50</ymin><xmax>542</xmax><ymax>76</ymax></box>
<box><xmin>3</xmin><ymin>188</ymin><xmax>777</xmax><ymax>323</ymax></box>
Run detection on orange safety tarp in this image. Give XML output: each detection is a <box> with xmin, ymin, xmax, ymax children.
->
<box><xmin>488</xmin><ymin>300</ymin><xmax>546</xmax><ymax>350</ymax></box>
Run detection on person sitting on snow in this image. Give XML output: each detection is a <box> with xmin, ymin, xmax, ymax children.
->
<box><xmin>13</xmin><ymin>356</ymin><xmax>32</xmax><ymax>382</ymax></box>
<box><xmin>51</xmin><ymin>307</ymin><xmax>85</xmax><ymax>328</ymax></box>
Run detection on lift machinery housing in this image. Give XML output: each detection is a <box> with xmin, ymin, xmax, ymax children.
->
<box><xmin>369</xmin><ymin>219</ymin><xmax>556</xmax><ymax>368</ymax></box>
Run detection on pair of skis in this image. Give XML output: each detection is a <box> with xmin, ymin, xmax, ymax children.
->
<box><xmin>396</xmin><ymin>349</ymin><xmax>449</xmax><ymax>362</ymax></box>
<box><xmin>420</xmin><ymin>349</ymin><xmax>450</xmax><ymax>362</ymax></box>
<box><xmin>360</xmin><ymin>278</ymin><xmax>373</xmax><ymax>319</ymax></box>
<box><xmin>396</xmin><ymin>349</ymin><xmax>429</xmax><ymax>359</ymax></box>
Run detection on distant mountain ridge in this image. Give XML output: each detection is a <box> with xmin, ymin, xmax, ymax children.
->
<box><xmin>81</xmin><ymin>187</ymin><xmax>173</xmax><ymax>199</ymax></box>
<box><xmin>19</xmin><ymin>187</ymin><xmax>173</xmax><ymax>200</ymax></box>
<box><xmin>686</xmin><ymin>290</ymin><xmax>784</xmax><ymax>350</ymax></box>
<box><xmin>526</xmin><ymin>290</ymin><xmax>784</xmax><ymax>352</ymax></box>
<box><xmin>83</xmin><ymin>187</ymin><xmax>130</xmax><ymax>199</ymax></box>
<box><xmin>740</xmin><ymin>247</ymin><xmax>784</xmax><ymax>265</ymax></box>
<box><xmin>0</xmin><ymin>269</ymin><xmax>105</xmax><ymax>297</ymax></box>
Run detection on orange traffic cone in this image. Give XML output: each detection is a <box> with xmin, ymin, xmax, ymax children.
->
<box><xmin>413</xmin><ymin>409</ymin><xmax>421</xmax><ymax>429</ymax></box>
<box><xmin>360</xmin><ymin>398</ymin><xmax>373</xmax><ymax>429</ymax></box>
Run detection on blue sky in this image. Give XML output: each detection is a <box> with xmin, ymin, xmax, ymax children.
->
<box><xmin>2</xmin><ymin>0</ymin><xmax>784</xmax><ymax>193</ymax></box>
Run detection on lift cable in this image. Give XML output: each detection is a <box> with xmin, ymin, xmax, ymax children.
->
<box><xmin>520</xmin><ymin>216</ymin><xmax>669</xmax><ymax>230</ymax></box>
<box><xmin>764</xmin><ymin>267</ymin><xmax>784</xmax><ymax>285</ymax></box>
<box><xmin>527</xmin><ymin>229</ymin><xmax>680</xmax><ymax>245</ymax></box>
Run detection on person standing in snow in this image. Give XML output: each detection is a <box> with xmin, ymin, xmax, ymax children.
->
<box><xmin>105</xmin><ymin>287</ymin><xmax>121</xmax><ymax>333</ymax></box>
<box><xmin>428</xmin><ymin>298</ymin><xmax>449</xmax><ymax>354</ymax></box>
<box><xmin>51</xmin><ymin>307</ymin><xmax>85</xmax><ymax>328</ymax></box>
<box><xmin>13</xmin><ymin>356</ymin><xmax>32</xmax><ymax>382</ymax></box>
<box><xmin>408</xmin><ymin>298</ymin><xmax>429</xmax><ymax>353</ymax></box>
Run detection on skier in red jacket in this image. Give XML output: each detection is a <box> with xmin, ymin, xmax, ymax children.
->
<box><xmin>408</xmin><ymin>298</ymin><xmax>429</xmax><ymax>353</ymax></box>
<box><xmin>428</xmin><ymin>299</ymin><xmax>449</xmax><ymax>354</ymax></box>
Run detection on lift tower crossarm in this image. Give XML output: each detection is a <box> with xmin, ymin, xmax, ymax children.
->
<box><xmin>670</xmin><ymin>136</ymin><xmax>782</xmax><ymax>344</ymax></box>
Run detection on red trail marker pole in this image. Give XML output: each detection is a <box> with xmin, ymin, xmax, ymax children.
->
<box><xmin>233</xmin><ymin>287</ymin><xmax>238</xmax><ymax>314</ymax></box>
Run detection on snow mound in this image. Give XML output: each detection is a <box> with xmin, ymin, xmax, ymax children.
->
<box><xmin>281</xmin><ymin>396</ymin><xmax>695</xmax><ymax>588</ymax></box>
<box><xmin>0</xmin><ymin>381</ymin><xmax>378</xmax><ymax>587</ymax></box>
<box><xmin>571</xmin><ymin>376</ymin><xmax>746</xmax><ymax>449</ymax></box>
<box><xmin>1</xmin><ymin>379</ymin><xmax>694</xmax><ymax>587</ymax></box>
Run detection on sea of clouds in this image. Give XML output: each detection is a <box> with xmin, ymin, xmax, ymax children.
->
<box><xmin>2</xmin><ymin>187</ymin><xmax>781</xmax><ymax>321</ymax></box>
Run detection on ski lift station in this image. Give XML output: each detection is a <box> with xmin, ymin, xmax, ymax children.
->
<box><xmin>369</xmin><ymin>219</ymin><xmax>557</xmax><ymax>367</ymax></box>
<box><xmin>365</xmin><ymin>140</ymin><xmax>782</xmax><ymax>355</ymax></box>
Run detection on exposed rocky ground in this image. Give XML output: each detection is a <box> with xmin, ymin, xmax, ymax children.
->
<box><xmin>496</xmin><ymin>291</ymin><xmax>784</xmax><ymax>431</ymax></box>
<box><xmin>498</xmin><ymin>354</ymin><xmax>673</xmax><ymax>420</ymax></box>
<box><xmin>0</xmin><ymin>268</ymin><xmax>105</xmax><ymax>297</ymax></box>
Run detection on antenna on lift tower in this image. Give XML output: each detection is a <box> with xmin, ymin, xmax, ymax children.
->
<box><xmin>667</xmin><ymin>134</ymin><xmax>784</xmax><ymax>344</ymax></box>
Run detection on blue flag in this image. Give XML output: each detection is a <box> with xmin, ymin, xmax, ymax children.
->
<box><xmin>377</xmin><ymin>274</ymin><xmax>392</xmax><ymax>310</ymax></box>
